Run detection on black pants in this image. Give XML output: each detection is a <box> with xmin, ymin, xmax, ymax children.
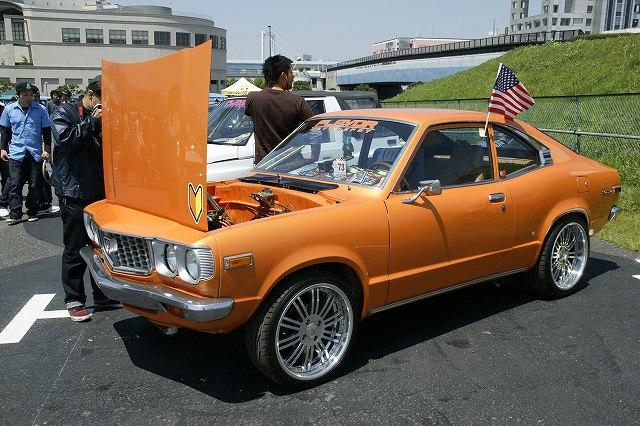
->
<box><xmin>8</xmin><ymin>153</ymin><xmax>41</xmax><ymax>218</ymax></box>
<box><xmin>60</xmin><ymin>198</ymin><xmax>107</xmax><ymax>307</ymax></box>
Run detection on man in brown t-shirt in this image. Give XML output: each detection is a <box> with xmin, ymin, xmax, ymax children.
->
<box><xmin>245</xmin><ymin>55</ymin><xmax>313</xmax><ymax>164</ymax></box>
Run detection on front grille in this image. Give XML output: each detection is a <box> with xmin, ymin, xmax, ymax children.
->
<box><xmin>101</xmin><ymin>231</ymin><xmax>152</xmax><ymax>275</ymax></box>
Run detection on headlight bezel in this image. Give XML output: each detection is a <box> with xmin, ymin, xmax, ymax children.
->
<box><xmin>83</xmin><ymin>212</ymin><xmax>100</xmax><ymax>246</ymax></box>
<box><xmin>151</xmin><ymin>240</ymin><xmax>214</xmax><ymax>284</ymax></box>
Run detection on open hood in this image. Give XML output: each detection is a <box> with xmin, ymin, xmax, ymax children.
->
<box><xmin>102</xmin><ymin>42</ymin><xmax>211</xmax><ymax>231</ymax></box>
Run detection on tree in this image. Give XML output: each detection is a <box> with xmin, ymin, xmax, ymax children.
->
<box><xmin>253</xmin><ymin>78</ymin><xmax>266</xmax><ymax>89</ymax></box>
<box><xmin>0</xmin><ymin>80</ymin><xmax>15</xmax><ymax>94</ymax></box>
<box><xmin>16</xmin><ymin>55</ymin><xmax>32</xmax><ymax>66</ymax></box>
<box><xmin>226</xmin><ymin>78</ymin><xmax>237</xmax><ymax>87</ymax></box>
<box><xmin>293</xmin><ymin>80</ymin><xmax>311</xmax><ymax>91</ymax></box>
<box><xmin>56</xmin><ymin>83</ymin><xmax>82</xmax><ymax>95</ymax></box>
<box><xmin>354</xmin><ymin>84</ymin><xmax>377</xmax><ymax>93</ymax></box>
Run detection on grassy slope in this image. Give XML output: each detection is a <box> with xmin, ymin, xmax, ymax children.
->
<box><xmin>393</xmin><ymin>34</ymin><xmax>640</xmax><ymax>100</ymax></box>
<box><xmin>392</xmin><ymin>34</ymin><xmax>640</xmax><ymax>252</ymax></box>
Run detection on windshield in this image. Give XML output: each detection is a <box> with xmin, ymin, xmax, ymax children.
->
<box><xmin>207</xmin><ymin>98</ymin><xmax>253</xmax><ymax>146</ymax></box>
<box><xmin>256</xmin><ymin>117</ymin><xmax>417</xmax><ymax>189</ymax></box>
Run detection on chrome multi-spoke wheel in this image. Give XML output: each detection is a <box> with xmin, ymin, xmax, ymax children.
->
<box><xmin>527</xmin><ymin>216</ymin><xmax>590</xmax><ymax>298</ymax></box>
<box><xmin>246</xmin><ymin>271</ymin><xmax>357</xmax><ymax>388</ymax></box>
<box><xmin>275</xmin><ymin>283</ymin><xmax>353</xmax><ymax>381</ymax></box>
<box><xmin>550</xmin><ymin>222</ymin><xmax>588</xmax><ymax>290</ymax></box>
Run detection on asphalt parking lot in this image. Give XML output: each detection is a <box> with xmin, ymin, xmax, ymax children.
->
<box><xmin>1</xmin><ymin>211</ymin><xmax>639</xmax><ymax>425</ymax></box>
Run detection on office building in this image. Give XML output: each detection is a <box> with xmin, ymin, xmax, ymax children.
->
<box><xmin>0</xmin><ymin>0</ymin><xmax>227</xmax><ymax>94</ymax></box>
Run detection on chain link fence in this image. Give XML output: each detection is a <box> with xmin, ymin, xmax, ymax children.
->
<box><xmin>382</xmin><ymin>94</ymin><xmax>640</xmax><ymax>211</ymax></box>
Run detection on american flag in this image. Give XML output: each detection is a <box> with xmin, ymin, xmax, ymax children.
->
<box><xmin>487</xmin><ymin>64</ymin><xmax>534</xmax><ymax>120</ymax></box>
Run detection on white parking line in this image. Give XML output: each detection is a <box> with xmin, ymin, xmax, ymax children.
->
<box><xmin>37</xmin><ymin>310</ymin><xmax>71</xmax><ymax>319</ymax></box>
<box><xmin>0</xmin><ymin>294</ymin><xmax>56</xmax><ymax>344</ymax></box>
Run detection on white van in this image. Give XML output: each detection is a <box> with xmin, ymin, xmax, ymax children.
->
<box><xmin>206</xmin><ymin>91</ymin><xmax>379</xmax><ymax>182</ymax></box>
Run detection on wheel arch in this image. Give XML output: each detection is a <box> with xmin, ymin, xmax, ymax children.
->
<box><xmin>542</xmin><ymin>207</ymin><xmax>589</xmax><ymax>243</ymax></box>
<box><xmin>258</xmin><ymin>261</ymin><xmax>366</xmax><ymax>321</ymax></box>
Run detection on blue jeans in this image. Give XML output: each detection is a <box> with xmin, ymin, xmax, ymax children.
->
<box><xmin>8</xmin><ymin>153</ymin><xmax>42</xmax><ymax>218</ymax></box>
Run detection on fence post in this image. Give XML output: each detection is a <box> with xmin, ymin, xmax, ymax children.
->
<box><xmin>572</xmin><ymin>95</ymin><xmax>580</xmax><ymax>151</ymax></box>
<box><xmin>457</xmin><ymin>99</ymin><xmax>461</xmax><ymax>109</ymax></box>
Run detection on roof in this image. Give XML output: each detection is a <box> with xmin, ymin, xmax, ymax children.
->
<box><xmin>316</xmin><ymin>108</ymin><xmax>516</xmax><ymax>127</ymax></box>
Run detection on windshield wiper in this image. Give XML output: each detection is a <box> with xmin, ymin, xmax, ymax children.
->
<box><xmin>240</xmin><ymin>174</ymin><xmax>338</xmax><ymax>193</ymax></box>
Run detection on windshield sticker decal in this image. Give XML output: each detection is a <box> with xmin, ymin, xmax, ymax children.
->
<box><xmin>224</xmin><ymin>99</ymin><xmax>246</xmax><ymax>108</ymax></box>
<box><xmin>312</xmin><ymin>119</ymin><xmax>378</xmax><ymax>133</ymax></box>
<box><xmin>188</xmin><ymin>183</ymin><xmax>204</xmax><ymax>223</ymax></box>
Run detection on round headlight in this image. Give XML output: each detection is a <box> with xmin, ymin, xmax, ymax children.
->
<box><xmin>90</xmin><ymin>220</ymin><xmax>101</xmax><ymax>244</ymax></box>
<box><xmin>83</xmin><ymin>213</ymin><xmax>95</xmax><ymax>242</ymax></box>
<box><xmin>185</xmin><ymin>249</ymin><xmax>200</xmax><ymax>280</ymax></box>
<box><xmin>165</xmin><ymin>245</ymin><xmax>177</xmax><ymax>273</ymax></box>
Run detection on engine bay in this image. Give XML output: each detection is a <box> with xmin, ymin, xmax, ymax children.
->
<box><xmin>206</xmin><ymin>181</ymin><xmax>336</xmax><ymax>230</ymax></box>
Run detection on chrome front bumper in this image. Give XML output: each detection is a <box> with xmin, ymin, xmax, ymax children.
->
<box><xmin>80</xmin><ymin>246</ymin><xmax>233</xmax><ymax>322</ymax></box>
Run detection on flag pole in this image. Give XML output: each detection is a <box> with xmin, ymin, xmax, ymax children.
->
<box><xmin>484</xmin><ymin>63</ymin><xmax>503</xmax><ymax>135</ymax></box>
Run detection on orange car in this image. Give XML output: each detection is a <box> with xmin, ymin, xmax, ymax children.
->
<box><xmin>81</xmin><ymin>43</ymin><xmax>621</xmax><ymax>388</ymax></box>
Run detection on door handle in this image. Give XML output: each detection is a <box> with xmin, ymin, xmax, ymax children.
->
<box><xmin>488</xmin><ymin>193</ymin><xmax>505</xmax><ymax>203</ymax></box>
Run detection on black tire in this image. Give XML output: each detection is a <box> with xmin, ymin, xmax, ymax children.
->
<box><xmin>245</xmin><ymin>270</ymin><xmax>358</xmax><ymax>388</ymax></box>
<box><xmin>527</xmin><ymin>216</ymin><xmax>589</xmax><ymax>298</ymax></box>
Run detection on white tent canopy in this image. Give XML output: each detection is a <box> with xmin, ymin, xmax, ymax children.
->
<box><xmin>221</xmin><ymin>77</ymin><xmax>261</xmax><ymax>96</ymax></box>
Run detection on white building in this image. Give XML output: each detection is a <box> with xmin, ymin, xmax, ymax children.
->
<box><xmin>0</xmin><ymin>0</ymin><xmax>227</xmax><ymax>94</ymax></box>
<box><xmin>508</xmin><ymin>0</ymin><xmax>640</xmax><ymax>35</ymax></box>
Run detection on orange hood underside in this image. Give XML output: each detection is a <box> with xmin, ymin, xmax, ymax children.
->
<box><xmin>101</xmin><ymin>41</ymin><xmax>211</xmax><ymax>231</ymax></box>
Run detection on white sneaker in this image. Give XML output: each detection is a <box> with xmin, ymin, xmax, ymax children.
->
<box><xmin>38</xmin><ymin>205</ymin><xmax>60</xmax><ymax>214</ymax></box>
<box><xmin>0</xmin><ymin>207</ymin><xmax>9</xmax><ymax>218</ymax></box>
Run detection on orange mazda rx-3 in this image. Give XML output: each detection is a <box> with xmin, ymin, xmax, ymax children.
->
<box><xmin>81</xmin><ymin>43</ymin><xmax>621</xmax><ymax>388</ymax></box>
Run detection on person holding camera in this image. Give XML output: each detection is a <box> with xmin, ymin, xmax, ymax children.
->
<box><xmin>50</xmin><ymin>75</ymin><xmax>120</xmax><ymax>322</ymax></box>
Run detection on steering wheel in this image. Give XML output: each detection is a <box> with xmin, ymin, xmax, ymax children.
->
<box><xmin>368</xmin><ymin>161</ymin><xmax>410</xmax><ymax>190</ymax></box>
<box><xmin>368</xmin><ymin>161</ymin><xmax>392</xmax><ymax>171</ymax></box>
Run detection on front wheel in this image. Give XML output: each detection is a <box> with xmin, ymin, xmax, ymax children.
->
<box><xmin>527</xmin><ymin>216</ymin><xmax>589</xmax><ymax>298</ymax></box>
<box><xmin>246</xmin><ymin>271</ymin><xmax>357</xmax><ymax>388</ymax></box>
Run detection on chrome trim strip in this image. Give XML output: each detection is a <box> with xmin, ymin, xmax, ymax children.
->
<box><xmin>369</xmin><ymin>268</ymin><xmax>529</xmax><ymax>314</ymax></box>
<box><xmin>80</xmin><ymin>247</ymin><xmax>233</xmax><ymax>323</ymax></box>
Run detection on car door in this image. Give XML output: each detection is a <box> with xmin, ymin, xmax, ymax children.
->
<box><xmin>384</xmin><ymin>124</ymin><xmax>516</xmax><ymax>304</ymax></box>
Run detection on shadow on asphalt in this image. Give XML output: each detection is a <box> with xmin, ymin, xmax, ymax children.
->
<box><xmin>112</xmin><ymin>256</ymin><xmax>618</xmax><ymax>403</ymax></box>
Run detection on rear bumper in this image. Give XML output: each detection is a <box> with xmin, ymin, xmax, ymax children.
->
<box><xmin>608</xmin><ymin>205</ymin><xmax>622</xmax><ymax>221</ymax></box>
<box><xmin>80</xmin><ymin>246</ymin><xmax>233</xmax><ymax>322</ymax></box>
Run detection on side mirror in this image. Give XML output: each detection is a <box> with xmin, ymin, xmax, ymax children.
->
<box><xmin>402</xmin><ymin>180</ymin><xmax>442</xmax><ymax>204</ymax></box>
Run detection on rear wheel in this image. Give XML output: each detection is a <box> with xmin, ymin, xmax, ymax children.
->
<box><xmin>527</xmin><ymin>216</ymin><xmax>589</xmax><ymax>298</ymax></box>
<box><xmin>246</xmin><ymin>271</ymin><xmax>357</xmax><ymax>388</ymax></box>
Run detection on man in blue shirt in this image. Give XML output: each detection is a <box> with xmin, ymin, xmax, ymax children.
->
<box><xmin>0</xmin><ymin>82</ymin><xmax>52</xmax><ymax>224</ymax></box>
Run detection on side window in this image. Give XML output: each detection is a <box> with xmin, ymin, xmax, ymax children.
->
<box><xmin>493</xmin><ymin>127</ymin><xmax>540</xmax><ymax>178</ymax></box>
<box><xmin>305</xmin><ymin>100</ymin><xmax>326</xmax><ymax>115</ymax></box>
<box><xmin>403</xmin><ymin>127</ymin><xmax>493</xmax><ymax>190</ymax></box>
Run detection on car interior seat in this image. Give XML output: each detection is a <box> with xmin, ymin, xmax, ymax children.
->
<box><xmin>438</xmin><ymin>144</ymin><xmax>488</xmax><ymax>186</ymax></box>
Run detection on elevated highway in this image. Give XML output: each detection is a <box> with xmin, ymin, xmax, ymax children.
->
<box><xmin>328</xmin><ymin>30</ymin><xmax>583</xmax><ymax>98</ymax></box>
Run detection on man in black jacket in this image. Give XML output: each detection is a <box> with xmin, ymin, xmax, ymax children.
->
<box><xmin>51</xmin><ymin>75</ymin><xmax>120</xmax><ymax>321</ymax></box>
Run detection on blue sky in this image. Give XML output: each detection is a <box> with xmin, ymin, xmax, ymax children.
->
<box><xmin>116</xmin><ymin>0</ymin><xmax>510</xmax><ymax>61</ymax></box>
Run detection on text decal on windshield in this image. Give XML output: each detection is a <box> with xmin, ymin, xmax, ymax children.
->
<box><xmin>312</xmin><ymin>119</ymin><xmax>378</xmax><ymax>133</ymax></box>
<box><xmin>224</xmin><ymin>99</ymin><xmax>246</xmax><ymax>108</ymax></box>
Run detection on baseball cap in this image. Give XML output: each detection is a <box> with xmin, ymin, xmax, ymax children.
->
<box><xmin>15</xmin><ymin>82</ymin><xmax>35</xmax><ymax>94</ymax></box>
<box><xmin>32</xmin><ymin>85</ymin><xmax>40</xmax><ymax>94</ymax></box>
<box><xmin>62</xmin><ymin>89</ymin><xmax>72</xmax><ymax>96</ymax></box>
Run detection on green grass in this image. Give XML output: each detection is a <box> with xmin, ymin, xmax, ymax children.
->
<box><xmin>392</xmin><ymin>33</ymin><xmax>640</xmax><ymax>100</ymax></box>
<box><xmin>389</xmin><ymin>34</ymin><xmax>640</xmax><ymax>252</ymax></box>
<box><xmin>597</xmin><ymin>211</ymin><xmax>640</xmax><ymax>252</ymax></box>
